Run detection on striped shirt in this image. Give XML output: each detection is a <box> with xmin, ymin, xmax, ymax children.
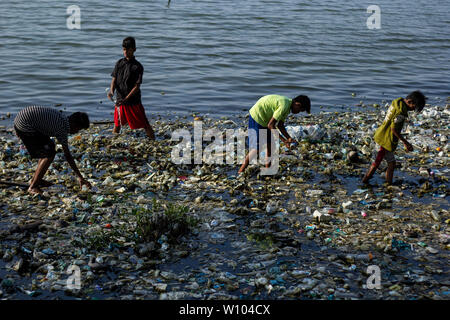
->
<box><xmin>14</xmin><ymin>106</ymin><xmax>70</xmax><ymax>148</ymax></box>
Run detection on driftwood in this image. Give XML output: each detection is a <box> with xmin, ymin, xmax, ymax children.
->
<box><xmin>0</xmin><ymin>121</ymin><xmax>113</xmax><ymax>133</ymax></box>
<box><xmin>0</xmin><ymin>220</ymin><xmax>43</xmax><ymax>239</ymax></box>
<box><xmin>92</xmin><ymin>121</ymin><xmax>114</xmax><ymax>125</ymax></box>
<box><xmin>0</xmin><ymin>180</ymin><xmax>28</xmax><ymax>188</ymax></box>
<box><xmin>13</xmin><ymin>220</ymin><xmax>43</xmax><ymax>233</ymax></box>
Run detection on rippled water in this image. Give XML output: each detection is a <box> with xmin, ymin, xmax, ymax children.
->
<box><xmin>0</xmin><ymin>0</ymin><xmax>449</xmax><ymax>121</ymax></box>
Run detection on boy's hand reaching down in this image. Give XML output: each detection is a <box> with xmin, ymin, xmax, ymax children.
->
<box><xmin>286</xmin><ymin>138</ymin><xmax>298</xmax><ymax>150</ymax></box>
<box><xmin>404</xmin><ymin>141</ymin><xmax>413</xmax><ymax>152</ymax></box>
<box><xmin>78</xmin><ymin>177</ymin><xmax>92</xmax><ymax>189</ymax></box>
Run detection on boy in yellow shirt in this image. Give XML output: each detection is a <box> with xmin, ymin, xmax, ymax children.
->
<box><xmin>238</xmin><ymin>94</ymin><xmax>311</xmax><ymax>174</ymax></box>
<box><xmin>362</xmin><ymin>90</ymin><xmax>426</xmax><ymax>184</ymax></box>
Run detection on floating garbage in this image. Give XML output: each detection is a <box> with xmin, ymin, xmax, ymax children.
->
<box><xmin>42</xmin><ymin>248</ymin><xmax>55</xmax><ymax>256</ymax></box>
<box><xmin>0</xmin><ymin>103</ymin><xmax>448</xmax><ymax>300</ymax></box>
<box><xmin>286</xmin><ymin>125</ymin><xmax>327</xmax><ymax>142</ymax></box>
<box><xmin>266</xmin><ymin>201</ymin><xmax>278</xmax><ymax>214</ymax></box>
<box><xmin>342</xmin><ymin>201</ymin><xmax>353</xmax><ymax>209</ymax></box>
<box><xmin>307</xmin><ymin>190</ymin><xmax>324</xmax><ymax>197</ymax></box>
<box><xmin>392</xmin><ymin>238</ymin><xmax>411</xmax><ymax>251</ymax></box>
<box><xmin>346</xmin><ymin>151</ymin><xmax>359</xmax><ymax>163</ymax></box>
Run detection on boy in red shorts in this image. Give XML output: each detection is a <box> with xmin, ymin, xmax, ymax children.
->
<box><xmin>108</xmin><ymin>37</ymin><xmax>155</xmax><ymax>139</ymax></box>
<box><xmin>362</xmin><ymin>90</ymin><xmax>426</xmax><ymax>185</ymax></box>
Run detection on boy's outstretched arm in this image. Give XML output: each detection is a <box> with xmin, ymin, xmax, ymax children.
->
<box><xmin>391</xmin><ymin>127</ymin><xmax>413</xmax><ymax>151</ymax></box>
<box><xmin>62</xmin><ymin>144</ymin><xmax>92</xmax><ymax>189</ymax></box>
<box><xmin>267</xmin><ymin>117</ymin><xmax>283</xmax><ymax>139</ymax></box>
<box><xmin>275</xmin><ymin>120</ymin><xmax>295</xmax><ymax>143</ymax></box>
<box><xmin>267</xmin><ymin>118</ymin><xmax>295</xmax><ymax>148</ymax></box>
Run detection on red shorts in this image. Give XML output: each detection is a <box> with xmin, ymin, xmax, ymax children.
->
<box><xmin>373</xmin><ymin>146</ymin><xmax>395</xmax><ymax>167</ymax></box>
<box><xmin>114</xmin><ymin>104</ymin><xmax>150</xmax><ymax>129</ymax></box>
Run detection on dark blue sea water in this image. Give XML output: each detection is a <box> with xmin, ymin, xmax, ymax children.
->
<box><xmin>0</xmin><ymin>0</ymin><xmax>449</xmax><ymax>121</ymax></box>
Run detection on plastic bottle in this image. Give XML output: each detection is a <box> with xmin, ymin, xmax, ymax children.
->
<box><xmin>342</xmin><ymin>253</ymin><xmax>373</xmax><ymax>262</ymax></box>
<box><xmin>45</xmin><ymin>265</ymin><xmax>55</xmax><ymax>280</ymax></box>
<box><xmin>105</xmin><ymin>87</ymin><xmax>117</xmax><ymax>104</ymax></box>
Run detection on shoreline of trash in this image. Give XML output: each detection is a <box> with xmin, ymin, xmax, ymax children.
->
<box><xmin>0</xmin><ymin>102</ymin><xmax>449</xmax><ymax>300</ymax></box>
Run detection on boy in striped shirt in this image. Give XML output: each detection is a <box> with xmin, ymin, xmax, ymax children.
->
<box><xmin>14</xmin><ymin>106</ymin><xmax>91</xmax><ymax>195</ymax></box>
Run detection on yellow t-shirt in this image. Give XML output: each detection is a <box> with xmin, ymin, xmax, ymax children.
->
<box><xmin>374</xmin><ymin>98</ymin><xmax>409</xmax><ymax>152</ymax></box>
<box><xmin>249</xmin><ymin>95</ymin><xmax>292</xmax><ymax>127</ymax></box>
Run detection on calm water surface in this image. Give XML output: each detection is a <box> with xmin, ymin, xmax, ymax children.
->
<box><xmin>0</xmin><ymin>0</ymin><xmax>449</xmax><ymax>121</ymax></box>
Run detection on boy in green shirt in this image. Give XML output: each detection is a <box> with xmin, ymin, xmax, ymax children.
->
<box><xmin>362</xmin><ymin>90</ymin><xmax>426</xmax><ymax>184</ymax></box>
<box><xmin>238</xmin><ymin>94</ymin><xmax>311</xmax><ymax>174</ymax></box>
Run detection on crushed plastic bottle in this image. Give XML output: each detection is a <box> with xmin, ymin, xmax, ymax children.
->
<box><xmin>105</xmin><ymin>87</ymin><xmax>117</xmax><ymax>104</ymax></box>
<box><xmin>392</xmin><ymin>238</ymin><xmax>411</xmax><ymax>251</ymax></box>
<box><xmin>210</xmin><ymin>232</ymin><xmax>225</xmax><ymax>240</ymax></box>
<box><xmin>286</xmin><ymin>125</ymin><xmax>328</xmax><ymax>141</ymax></box>
<box><xmin>45</xmin><ymin>266</ymin><xmax>55</xmax><ymax>280</ymax></box>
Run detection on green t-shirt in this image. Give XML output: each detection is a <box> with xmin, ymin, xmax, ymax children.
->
<box><xmin>249</xmin><ymin>95</ymin><xmax>292</xmax><ymax>127</ymax></box>
<box><xmin>374</xmin><ymin>97</ymin><xmax>409</xmax><ymax>152</ymax></box>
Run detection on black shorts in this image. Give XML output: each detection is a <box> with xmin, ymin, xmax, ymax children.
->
<box><xmin>14</xmin><ymin>126</ymin><xmax>56</xmax><ymax>159</ymax></box>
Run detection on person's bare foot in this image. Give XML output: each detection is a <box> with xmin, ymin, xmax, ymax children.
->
<box><xmin>362</xmin><ymin>175</ymin><xmax>371</xmax><ymax>184</ymax></box>
<box><xmin>28</xmin><ymin>186</ymin><xmax>43</xmax><ymax>195</ymax></box>
<box><xmin>37</xmin><ymin>179</ymin><xmax>53</xmax><ymax>187</ymax></box>
<box><xmin>145</xmin><ymin>127</ymin><xmax>155</xmax><ymax>140</ymax></box>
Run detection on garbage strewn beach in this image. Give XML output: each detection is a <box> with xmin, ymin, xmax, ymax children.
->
<box><xmin>0</xmin><ymin>102</ymin><xmax>449</xmax><ymax>300</ymax></box>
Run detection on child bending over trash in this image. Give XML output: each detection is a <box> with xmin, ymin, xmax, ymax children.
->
<box><xmin>238</xmin><ymin>94</ymin><xmax>311</xmax><ymax>174</ymax></box>
<box><xmin>362</xmin><ymin>90</ymin><xmax>426</xmax><ymax>185</ymax></box>
<box><xmin>14</xmin><ymin>106</ymin><xmax>91</xmax><ymax>195</ymax></box>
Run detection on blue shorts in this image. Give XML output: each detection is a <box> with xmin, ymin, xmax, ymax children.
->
<box><xmin>248</xmin><ymin>115</ymin><xmax>271</xmax><ymax>152</ymax></box>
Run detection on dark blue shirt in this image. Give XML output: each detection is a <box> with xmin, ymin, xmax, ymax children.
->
<box><xmin>111</xmin><ymin>57</ymin><xmax>143</xmax><ymax>105</ymax></box>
